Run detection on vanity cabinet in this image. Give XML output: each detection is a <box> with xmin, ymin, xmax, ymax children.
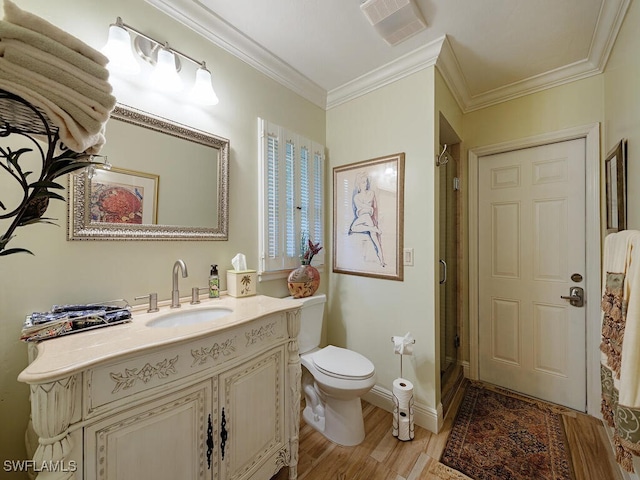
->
<box><xmin>20</xmin><ymin>296</ymin><xmax>302</xmax><ymax>480</ymax></box>
<box><xmin>84</xmin><ymin>379</ymin><xmax>214</xmax><ymax>479</ymax></box>
<box><xmin>219</xmin><ymin>346</ymin><xmax>286</xmax><ymax>480</ymax></box>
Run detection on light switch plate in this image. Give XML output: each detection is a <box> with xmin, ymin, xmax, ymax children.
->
<box><xmin>403</xmin><ymin>248</ymin><xmax>414</xmax><ymax>266</ymax></box>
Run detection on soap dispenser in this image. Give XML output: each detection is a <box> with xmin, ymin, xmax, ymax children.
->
<box><xmin>209</xmin><ymin>264</ymin><xmax>220</xmax><ymax>298</ymax></box>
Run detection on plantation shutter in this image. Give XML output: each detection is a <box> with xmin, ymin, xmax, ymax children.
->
<box><xmin>285</xmin><ymin>138</ymin><xmax>297</xmax><ymax>262</ymax></box>
<box><xmin>266</xmin><ymin>132</ymin><xmax>279</xmax><ymax>261</ymax></box>
<box><xmin>312</xmin><ymin>146</ymin><xmax>324</xmax><ymax>265</ymax></box>
<box><xmin>259</xmin><ymin>118</ymin><xmax>325</xmax><ymax>275</ymax></box>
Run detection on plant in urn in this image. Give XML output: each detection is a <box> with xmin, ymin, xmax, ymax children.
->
<box><xmin>287</xmin><ymin>233</ymin><xmax>322</xmax><ymax>298</ymax></box>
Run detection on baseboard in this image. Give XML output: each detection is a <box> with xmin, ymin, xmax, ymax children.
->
<box><xmin>461</xmin><ymin>360</ymin><xmax>471</xmax><ymax>379</ymax></box>
<box><xmin>363</xmin><ymin>384</ymin><xmax>442</xmax><ymax>434</ymax></box>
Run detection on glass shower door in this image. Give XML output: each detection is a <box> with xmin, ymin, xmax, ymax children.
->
<box><xmin>439</xmin><ymin>148</ymin><xmax>460</xmax><ymax>393</ymax></box>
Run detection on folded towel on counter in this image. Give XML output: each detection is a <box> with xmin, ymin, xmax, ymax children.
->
<box><xmin>21</xmin><ymin>302</ymin><xmax>132</xmax><ymax>342</ymax></box>
<box><xmin>0</xmin><ymin>79</ymin><xmax>106</xmax><ymax>153</ymax></box>
<box><xmin>0</xmin><ymin>20</ymin><xmax>109</xmax><ymax>80</ymax></box>
<box><xmin>3</xmin><ymin>0</ymin><xmax>108</xmax><ymax>66</ymax></box>
<box><xmin>0</xmin><ymin>57</ymin><xmax>110</xmax><ymax>134</ymax></box>
<box><xmin>0</xmin><ymin>40</ymin><xmax>116</xmax><ymax>111</ymax></box>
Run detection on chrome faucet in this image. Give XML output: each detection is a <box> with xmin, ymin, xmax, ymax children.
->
<box><xmin>171</xmin><ymin>259</ymin><xmax>188</xmax><ymax>308</ymax></box>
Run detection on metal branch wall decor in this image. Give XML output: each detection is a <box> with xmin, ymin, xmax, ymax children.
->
<box><xmin>0</xmin><ymin>90</ymin><xmax>95</xmax><ymax>256</ymax></box>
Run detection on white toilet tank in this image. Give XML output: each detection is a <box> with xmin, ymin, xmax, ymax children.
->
<box><xmin>293</xmin><ymin>294</ymin><xmax>326</xmax><ymax>354</ymax></box>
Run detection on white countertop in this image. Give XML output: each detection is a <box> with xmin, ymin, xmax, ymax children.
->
<box><xmin>18</xmin><ymin>295</ymin><xmax>302</xmax><ymax>384</ymax></box>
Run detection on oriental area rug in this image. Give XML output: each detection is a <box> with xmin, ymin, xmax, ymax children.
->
<box><xmin>440</xmin><ymin>382</ymin><xmax>574</xmax><ymax>480</ymax></box>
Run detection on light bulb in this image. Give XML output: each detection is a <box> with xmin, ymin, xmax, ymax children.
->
<box><xmin>101</xmin><ymin>22</ymin><xmax>140</xmax><ymax>75</ymax></box>
<box><xmin>150</xmin><ymin>48</ymin><xmax>183</xmax><ymax>93</ymax></box>
<box><xmin>189</xmin><ymin>65</ymin><xmax>219</xmax><ymax>106</ymax></box>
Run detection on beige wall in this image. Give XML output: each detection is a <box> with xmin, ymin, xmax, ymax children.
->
<box><xmin>0</xmin><ymin>0</ymin><xmax>325</xmax><ymax>472</ymax></box>
<box><xmin>326</xmin><ymin>69</ymin><xmax>439</xmax><ymax>419</ymax></box>
<box><xmin>463</xmin><ymin>76</ymin><xmax>604</xmax><ymax>148</ymax></box>
<box><xmin>2</xmin><ymin>0</ymin><xmax>639</xmax><ymax>472</ymax></box>
<box><xmin>604</xmin><ymin>0</ymin><xmax>640</xmax><ymax>230</ymax></box>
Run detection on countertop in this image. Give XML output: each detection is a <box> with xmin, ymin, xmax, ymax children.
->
<box><xmin>18</xmin><ymin>295</ymin><xmax>302</xmax><ymax>384</ymax></box>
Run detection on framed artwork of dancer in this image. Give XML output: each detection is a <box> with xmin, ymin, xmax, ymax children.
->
<box><xmin>333</xmin><ymin>153</ymin><xmax>405</xmax><ymax>281</ymax></box>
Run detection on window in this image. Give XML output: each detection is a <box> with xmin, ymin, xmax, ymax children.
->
<box><xmin>258</xmin><ymin>118</ymin><xmax>325</xmax><ymax>276</ymax></box>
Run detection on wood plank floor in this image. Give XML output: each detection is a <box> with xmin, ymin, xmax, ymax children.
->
<box><xmin>273</xmin><ymin>383</ymin><xmax>624</xmax><ymax>480</ymax></box>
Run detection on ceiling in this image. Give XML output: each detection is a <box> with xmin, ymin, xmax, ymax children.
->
<box><xmin>145</xmin><ymin>0</ymin><xmax>630</xmax><ymax>111</ymax></box>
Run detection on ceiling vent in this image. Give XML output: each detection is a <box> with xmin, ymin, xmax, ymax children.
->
<box><xmin>360</xmin><ymin>0</ymin><xmax>427</xmax><ymax>46</ymax></box>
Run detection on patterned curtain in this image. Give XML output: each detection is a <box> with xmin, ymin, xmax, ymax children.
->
<box><xmin>601</xmin><ymin>231</ymin><xmax>640</xmax><ymax>472</ymax></box>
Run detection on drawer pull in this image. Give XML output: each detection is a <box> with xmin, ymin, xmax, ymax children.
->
<box><xmin>220</xmin><ymin>408</ymin><xmax>228</xmax><ymax>460</ymax></box>
<box><xmin>206</xmin><ymin>414</ymin><xmax>213</xmax><ymax>469</ymax></box>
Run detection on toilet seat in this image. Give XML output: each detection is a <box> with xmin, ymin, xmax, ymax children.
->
<box><xmin>312</xmin><ymin>345</ymin><xmax>375</xmax><ymax>380</ymax></box>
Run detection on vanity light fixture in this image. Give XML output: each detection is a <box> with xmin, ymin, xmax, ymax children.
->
<box><xmin>149</xmin><ymin>45</ymin><xmax>183</xmax><ymax>93</ymax></box>
<box><xmin>101</xmin><ymin>18</ymin><xmax>140</xmax><ymax>75</ymax></box>
<box><xmin>101</xmin><ymin>17</ymin><xmax>219</xmax><ymax>105</ymax></box>
<box><xmin>190</xmin><ymin>62</ymin><xmax>219</xmax><ymax>106</ymax></box>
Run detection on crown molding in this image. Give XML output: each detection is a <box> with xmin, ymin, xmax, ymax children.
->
<box><xmin>145</xmin><ymin>0</ymin><xmax>327</xmax><ymax>109</ymax></box>
<box><xmin>146</xmin><ymin>0</ymin><xmax>629</xmax><ymax>113</ymax></box>
<box><xmin>326</xmin><ymin>36</ymin><xmax>445</xmax><ymax>110</ymax></box>
<box><xmin>436</xmin><ymin>0</ymin><xmax>631</xmax><ymax>112</ymax></box>
<box><xmin>455</xmin><ymin>58</ymin><xmax>604</xmax><ymax>113</ymax></box>
<box><xmin>434</xmin><ymin>35</ymin><xmax>469</xmax><ymax>113</ymax></box>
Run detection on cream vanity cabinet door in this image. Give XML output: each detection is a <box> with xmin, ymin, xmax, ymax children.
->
<box><xmin>218</xmin><ymin>345</ymin><xmax>286</xmax><ymax>480</ymax></box>
<box><xmin>84</xmin><ymin>379</ymin><xmax>216</xmax><ymax>480</ymax></box>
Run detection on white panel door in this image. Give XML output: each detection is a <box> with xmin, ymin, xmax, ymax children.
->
<box><xmin>478</xmin><ymin>138</ymin><xmax>586</xmax><ymax>411</ymax></box>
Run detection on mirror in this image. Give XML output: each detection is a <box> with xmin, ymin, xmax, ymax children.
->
<box><xmin>68</xmin><ymin>104</ymin><xmax>229</xmax><ymax>240</ymax></box>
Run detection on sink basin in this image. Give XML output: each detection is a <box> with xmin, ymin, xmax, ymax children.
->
<box><xmin>146</xmin><ymin>307</ymin><xmax>233</xmax><ymax>328</ymax></box>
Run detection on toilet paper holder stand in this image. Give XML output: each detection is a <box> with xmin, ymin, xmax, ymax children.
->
<box><xmin>392</xmin><ymin>384</ymin><xmax>415</xmax><ymax>441</ymax></box>
<box><xmin>390</xmin><ymin>336</ymin><xmax>415</xmax><ymax>378</ymax></box>
<box><xmin>390</xmin><ymin>337</ymin><xmax>416</xmax><ymax>441</ymax></box>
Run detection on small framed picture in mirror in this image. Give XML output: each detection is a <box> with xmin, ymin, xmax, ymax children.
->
<box><xmin>89</xmin><ymin>167</ymin><xmax>159</xmax><ymax>225</ymax></box>
<box><xmin>605</xmin><ymin>139</ymin><xmax>627</xmax><ymax>233</ymax></box>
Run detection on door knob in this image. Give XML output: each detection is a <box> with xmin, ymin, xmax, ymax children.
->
<box><xmin>561</xmin><ymin>286</ymin><xmax>584</xmax><ymax>307</ymax></box>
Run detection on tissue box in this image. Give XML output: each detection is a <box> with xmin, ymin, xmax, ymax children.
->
<box><xmin>227</xmin><ymin>270</ymin><xmax>257</xmax><ymax>297</ymax></box>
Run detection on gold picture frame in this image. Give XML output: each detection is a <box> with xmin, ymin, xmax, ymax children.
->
<box><xmin>333</xmin><ymin>153</ymin><xmax>405</xmax><ymax>281</ymax></box>
<box><xmin>87</xmin><ymin>167</ymin><xmax>159</xmax><ymax>225</ymax></box>
<box><xmin>605</xmin><ymin>139</ymin><xmax>627</xmax><ymax>234</ymax></box>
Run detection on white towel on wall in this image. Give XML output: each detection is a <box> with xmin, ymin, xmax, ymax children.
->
<box><xmin>0</xmin><ymin>79</ymin><xmax>106</xmax><ymax>154</ymax></box>
<box><xmin>0</xmin><ymin>21</ymin><xmax>109</xmax><ymax>81</ymax></box>
<box><xmin>0</xmin><ymin>57</ymin><xmax>111</xmax><ymax>133</ymax></box>
<box><xmin>0</xmin><ymin>0</ymin><xmax>112</xmax><ymax>153</ymax></box>
<box><xmin>3</xmin><ymin>0</ymin><xmax>108</xmax><ymax>66</ymax></box>
<box><xmin>0</xmin><ymin>39</ymin><xmax>115</xmax><ymax>110</ymax></box>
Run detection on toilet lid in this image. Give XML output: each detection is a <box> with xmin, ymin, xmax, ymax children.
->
<box><xmin>312</xmin><ymin>345</ymin><xmax>375</xmax><ymax>380</ymax></box>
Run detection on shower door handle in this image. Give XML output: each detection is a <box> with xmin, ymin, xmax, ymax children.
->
<box><xmin>439</xmin><ymin>259</ymin><xmax>447</xmax><ymax>285</ymax></box>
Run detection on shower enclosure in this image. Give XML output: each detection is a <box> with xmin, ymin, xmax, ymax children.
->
<box><xmin>438</xmin><ymin>114</ymin><xmax>462</xmax><ymax>412</ymax></box>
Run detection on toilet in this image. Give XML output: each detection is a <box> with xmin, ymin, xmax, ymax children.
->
<box><xmin>294</xmin><ymin>294</ymin><xmax>376</xmax><ymax>446</ymax></box>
